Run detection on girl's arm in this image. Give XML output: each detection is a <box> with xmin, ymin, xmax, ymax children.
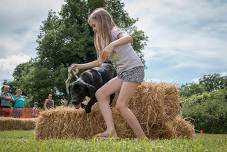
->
<box><xmin>111</xmin><ymin>33</ymin><xmax>133</xmax><ymax>48</ymax></box>
<box><xmin>71</xmin><ymin>60</ymin><xmax>101</xmax><ymax>70</ymax></box>
<box><xmin>102</xmin><ymin>33</ymin><xmax>132</xmax><ymax>60</ymax></box>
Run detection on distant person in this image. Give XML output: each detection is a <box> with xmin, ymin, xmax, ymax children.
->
<box><xmin>32</xmin><ymin>102</ymin><xmax>39</xmax><ymax>118</ymax></box>
<box><xmin>44</xmin><ymin>94</ymin><xmax>54</xmax><ymax>110</ymax></box>
<box><xmin>12</xmin><ymin>89</ymin><xmax>26</xmax><ymax>118</ymax></box>
<box><xmin>0</xmin><ymin>85</ymin><xmax>14</xmax><ymax>116</ymax></box>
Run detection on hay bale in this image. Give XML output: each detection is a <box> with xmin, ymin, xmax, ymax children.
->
<box><xmin>35</xmin><ymin>82</ymin><xmax>181</xmax><ymax>139</ymax></box>
<box><xmin>35</xmin><ymin>106</ymin><xmax>176</xmax><ymax>139</ymax></box>
<box><xmin>170</xmin><ymin>116</ymin><xmax>195</xmax><ymax>138</ymax></box>
<box><xmin>162</xmin><ymin>83</ymin><xmax>181</xmax><ymax>120</ymax></box>
<box><xmin>0</xmin><ymin>117</ymin><xmax>36</xmax><ymax>130</ymax></box>
<box><xmin>35</xmin><ymin>106</ymin><xmax>106</xmax><ymax>139</ymax></box>
<box><xmin>129</xmin><ymin>82</ymin><xmax>180</xmax><ymax>136</ymax></box>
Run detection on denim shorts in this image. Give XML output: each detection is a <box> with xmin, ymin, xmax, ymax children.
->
<box><xmin>117</xmin><ymin>66</ymin><xmax>144</xmax><ymax>82</ymax></box>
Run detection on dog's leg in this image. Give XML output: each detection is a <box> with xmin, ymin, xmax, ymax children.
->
<box><xmin>81</xmin><ymin>103</ymin><xmax>86</xmax><ymax>109</ymax></box>
<box><xmin>85</xmin><ymin>98</ymin><xmax>97</xmax><ymax>113</ymax></box>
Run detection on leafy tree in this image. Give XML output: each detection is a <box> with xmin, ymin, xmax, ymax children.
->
<box><xmin>180</xmin><ymin>73</ymin><xmax>227</xmax><ymax>133</ymax></box>
<box><xmin>12</xmin><ymin>61</ymin><xmax>54</xmax><ymax>107</ymax></box>
<box><xmin>179</xmin><ymin>73</ymin><xmax>227</xmax><ymax>97</ymax></box>
<box><xmin>182</xmin><ymin>88</ymin><xmax>227</xmax><ymax>133</ymax></box>
<box><xmin>179</xmin><ymin>83</ymin><xmax>204</xmax><ymax>97</ymax></box>
<box><xmin>199</xmin><ymin>73</ymin><xmax>227</xmax><ymax>92</ymax></box>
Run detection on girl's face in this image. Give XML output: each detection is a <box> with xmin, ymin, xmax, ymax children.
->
<box><xmin>89</xmin><ymin>18</ymin><xmax>100</xmax><ymax>33</ymax></box>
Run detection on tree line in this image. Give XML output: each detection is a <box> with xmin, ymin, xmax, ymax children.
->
<box><xmin>179</xmin><ymin>73</ymin><xmax>227</xmax><ymax>133</ymax></box>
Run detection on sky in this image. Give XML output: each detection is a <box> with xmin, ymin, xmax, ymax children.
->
<box><xmin>0</xmin><ymin>0</ymin><xmax>227</xmax><ymax>85</ymax></box>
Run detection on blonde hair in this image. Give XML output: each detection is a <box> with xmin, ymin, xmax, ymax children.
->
<box><xmin>88</xmin><ymin>8</ymin><xmax>116</xmax><ymax>61</ymax></box>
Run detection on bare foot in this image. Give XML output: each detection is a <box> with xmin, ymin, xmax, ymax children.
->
<box><xmin>94</xmin><ymin>131</ymin><xmax>108</xmax><ymax>137</ymax></box>
<box><xmin>94</xmin><ymin>128</ymin><xmax>118</xmax><ymax>139</ymax></box>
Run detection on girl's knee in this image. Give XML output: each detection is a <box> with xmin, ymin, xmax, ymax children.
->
<box><xmin>95</xmin><ymin>89</ymin><xmax>107</xmax><ymax>100</ymax></box>
<box><xmin>115</xmin><ymin>103</ymin><xmax>127</xmax><ymax>112</ymax></box>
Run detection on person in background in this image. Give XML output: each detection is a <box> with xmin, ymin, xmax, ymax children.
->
<box><xmin>44</xmin><ymin>94</ymin><xmax>54</xmax><ymax>110</ymax></box>
<box><xmin>0</xmin><ymin>85</ymin><xmax>14</xmax><ymax>117</ymax></box>
<box><xmin>32</xmin><ymin>102</ymin><xmax>39</xmax><ymax>118</ymax></box>
<box><xmin>12</xmin><ymin>89</ymin><xmax>26</xmax><ymax>118</ymax></box>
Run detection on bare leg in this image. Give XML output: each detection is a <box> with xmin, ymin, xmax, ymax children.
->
<box><xmin>115</xmin><ymin>81</ymin><xmax>147</xmax><ymax>139</ymax></box>
<box><xmin>95</xmin><ymin>77</ymin><xmax>123</xmax><ymax>137</ymax></box>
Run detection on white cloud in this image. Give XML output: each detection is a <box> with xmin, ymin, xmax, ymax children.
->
<box><xmin>124</xmin><ymin>0</ymin><xmax>227</xmax><ymax>58</ymax></box>
<box><xmin>124</xmin><ymin>0</ymin><xmax>227</xmax><ymax>83</ymax></box>
<box><xmin>0</xmin><ymin>0</ymin><xmax>64</xmax><ymax>81</ymax></box>
<box><xmin>0</xmin><ymin>0</ymin><xmax>64</xmax><ymax>56</ymax></box>
<box><xmin>0</xmin><ymin>53</ymin><xmax>30</xmax><ymax>79</ymax></box>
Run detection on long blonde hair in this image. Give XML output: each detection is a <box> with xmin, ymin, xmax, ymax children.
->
<box><xmin>88</xmin><ymin>8</ymin><xmax>116</xmax><ymax>61</ymax></box>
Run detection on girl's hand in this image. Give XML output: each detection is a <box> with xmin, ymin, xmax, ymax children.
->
<box><xmin>70</xmin><ymin>64</ymin><xmax>81</xmax><ymax>70</ymax></box>
<box><xmin>101</xmin><ymin>43</ymin><xmax>114</xmax><ymax>61</ymax></box>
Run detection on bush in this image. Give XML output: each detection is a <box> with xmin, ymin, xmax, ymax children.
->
<box><xmin>182</xmin><ymin>88</ymin><xmax>227</xmax><ymax>133</ymax></box>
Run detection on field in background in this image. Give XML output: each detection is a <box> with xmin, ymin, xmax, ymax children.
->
<box><xmin>0</xmin><ymin>130</ymin><xmax>227</xmax><ymax>152</ymax></box>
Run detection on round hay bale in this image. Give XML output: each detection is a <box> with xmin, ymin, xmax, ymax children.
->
<box><xmin>35</xmin><ymin>82</ymin><xmax>181</xmax><ymax>139</ymax></box>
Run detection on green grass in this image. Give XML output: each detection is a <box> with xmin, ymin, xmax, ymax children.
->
<box><xmin>0</xmin><ymin>131</ymin><xmax>227</xmax><ymax>152</ymax></box>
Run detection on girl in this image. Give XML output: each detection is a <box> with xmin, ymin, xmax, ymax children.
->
<box><xmin>71</xmin><ymin>8</ymin><xmax>146</xmax><ymax>139</ymax></box>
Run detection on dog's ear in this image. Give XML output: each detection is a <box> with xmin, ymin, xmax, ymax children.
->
<box><xmin>81</xmin><ymin>81</ymin><xmax>95</xmax><ymax>97</ymax></box>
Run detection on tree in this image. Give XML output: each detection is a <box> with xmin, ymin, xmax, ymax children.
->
<box><xmin>199</xmin><ymin>73</ymin><xmax>227</xmax><ymax>92</ymax></box>
<box><xmin>179</xmin><ymin>83</ymin><xmax>204</xmax><ymax>97</ymax></box>
<box><xmin>182</xmin><ymin>88</ymin><xmax>227</xmax><ymax>133</ymax></box>
<box><xmin>179</xmin><ymin>73</ymin><xmax>227</xmax><ymax>97</ymax></box>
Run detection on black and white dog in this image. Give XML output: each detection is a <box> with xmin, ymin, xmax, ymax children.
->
<box><xmin>69</xmin><ymin>62</ymin><xmax>116</xmax><ymax>113</ymax></box>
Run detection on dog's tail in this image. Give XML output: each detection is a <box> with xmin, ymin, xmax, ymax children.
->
<box><xmin>65</xmin><ymin>67</ymin><xmax>79</xmax><ymax>95</ymax></box>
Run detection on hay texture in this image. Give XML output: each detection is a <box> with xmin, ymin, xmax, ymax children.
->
<box><xmin>0</xmin><ymin>117</ymin><xmax>36</xmax><ymax>130</ymax></box>
<box><xmin>171</xmin><ymin>116</ymin><xmax>195</xmax><ymax>138</ymax></box>
<box><xmin>35</xmin><ymin>82</ymin><xmax>194</xmax><ymax>139</ymax></box>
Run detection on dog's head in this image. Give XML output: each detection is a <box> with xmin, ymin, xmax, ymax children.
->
<box><xmin>69</xmin><ymin>79</ymin><xmax>95</xmax><ymax>107</ymax></box>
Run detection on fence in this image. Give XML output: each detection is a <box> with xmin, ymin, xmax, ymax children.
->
<box><xmin>0</xmin><ymin>107</ymin><xmax>39</xmax><ymax>118</ymax></box>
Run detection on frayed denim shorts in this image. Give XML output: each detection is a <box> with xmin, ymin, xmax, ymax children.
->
<box><xmin>117</xmin><ymin>66</ymin><xmax>144</xmax><ymax>83</ymax></box>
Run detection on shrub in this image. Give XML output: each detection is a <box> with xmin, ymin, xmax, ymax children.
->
<box><xmin>182</xmin><ymin>88</ymin><xmax>227</xmax><ymax>133</ymax></box>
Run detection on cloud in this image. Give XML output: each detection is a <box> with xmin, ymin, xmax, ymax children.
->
<box><xmin>125</xmin><ymin>0</ymin><xmax>227</xmax><ymax>52</ymax></box>
<box><xmin>124</xmin><ymin>0</ymin><xmax>227</xmax><ymax>83</ymax></box>
<box><xmin>0</xmin><ymin>0</ymin><xmax>64</xmax><ymax>81</ymax></box>
<box><xmin>0</xmin><ymin>0</ymin><xmax>64</xmax><ymax>58</ymax></box>
<box><xmin>0</xmin><ymin>53</ymin><xmax>30</xmax><ymax>80</ymax></box>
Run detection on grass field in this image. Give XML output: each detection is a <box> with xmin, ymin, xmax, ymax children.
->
<box><xmin>0</xmin><ymin>130</ymin><xmax>227</xmax><ymax>152</ymax></box>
